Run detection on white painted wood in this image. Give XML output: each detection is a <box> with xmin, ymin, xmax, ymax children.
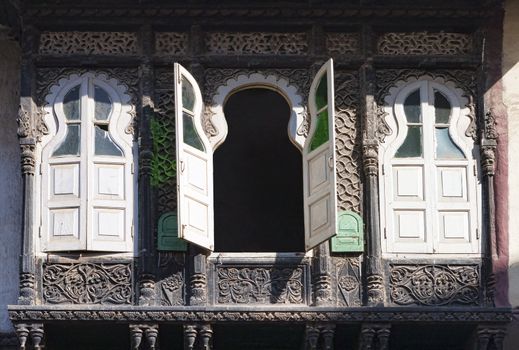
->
<box><xmin>303</xmin><ymin>59</ymin><xmax>337</xmax><ymax>251</ymax></box>
<box><xmin>175</xmin><ymin>63</ymin><xmax>214</xmax><ymax>251</ymax></box>
<box><xmin>380</xmin><ymin>78</ymin><xmax>481</xmax><ymax>255</ymax></box>
<box><xmin>41</xmin><ymin>74</ymin><xmax>135</xmax><ymax>252</ymax></box>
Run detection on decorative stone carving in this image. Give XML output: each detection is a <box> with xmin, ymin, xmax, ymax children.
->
<box><xmin>130</xmin><ymin>325</ymin><xmax>143</xmax><ymax>350</ymax></box>
<box><xmin>17</xmin><ymin>105</ymin><xmax>48</xmax><ymax>142</ymax></box>
<box><xmin>184</xmin><ymin>324</ymin><xmax>197</xmax><ymax>350</ymax></box>
<box><xmin>9</xmin><ymin>308</ymin><xmax>513</xmax><ymax>323</ymax></box>
<box><xmin>362</xmin><ymin>143</ymin><xmax>378</xmax><ymax>177</ymax></box>
<box><xmin>29</xmin><ymin>324</ymin><xmax>44</xmax><ymax>350</ymax></box>
<box><xmin>305</xmin><ymin>325</ymin><xmax>320</xmax><ymax>350</ymax></box>
<box><xmin>129</xmin><ymin>324</ymin><xmax>159</xmax><ymax>350</ymax></box>
<box><xmin>190</xmin><ymin>254</ymin><xmax>207</xmax><ymax>305</ymax></box>
<box><xmin>326</xmin><ymin>33</ymin><xmax>360</xmax><ymax>56</ymax></box>
<box><xmin>42</xmin><ymin>263</ymin><xmax>132</xmax><ymax>305</ymax></box>
<box><xmin>366</xmin><ymin>274</ymin><xmax>385</xmax><ymax>305</ymax></box>
<box><xmin>377</xmin><ymin>32</ymin><xmax>473</xmax><ymax>55</ymax></box>
<box><xmin>159</xmin><ymin>273</ymin><xmax>184</xmax><ymax>306</ymax></box>
<box><xmin>206</xmin><ymin>32</ymin><xmax>308</xmax><ymax>55</ymax></box>
<box><xmin>360</xmin><ymin>324</ymin><xmax>391</xmax><ymax>350</ymax></box>
<box><xmin>334</xmin><ymin>258</ymin><xmax>361</xmax><ymax>307</ymax></box>
<box><xmin>375</xmin><ymin>70</ymin><xmax>477</xmax><ymax>143</ymax></box>
<box><xmin>18</xmin><ymin>272</ymin><xmax>36</xmax><ymax>305</ymax></box>
<box><xmin>216</xmin><ymin>266</ymin><xmax>305</xmax><ymax>304</ymax></box>
<box><xmin>19</xmin><ymin>143</ymin><xmax>36</xmax><ymax>176</ymax></box>
<box><xmin>155</xmin><ymin>32</ymin><xmax>188</xmax><ymax>56</ymax></box>
<box><xmin>183</xmin><ymin>324</ymin><xmax>213</xmax><ymax>350</ymax></box>
<box><xmin>477</xmin><ymin>326</ymin><xmax>507</xmax><ymax>350</ymax></box>
<box><xmin>39</xmin><ymin>31</ymin><xmax>138</xmax><ymax>55</ymax></box>
<box><xmin>14</xmin><ymin>324</ymin><xmax>29</xmax><ymax>350</ymax></box>
<box><xmin>390</xmin><ymin>264</ymin><xmax>480</xmax><ymax>306</ymax></box>
<box><xmin>483</xmin><ymin>110</ymin><xmax>498</xmax><ymax>140</ymax></box>
<box><xmin>335</xmin><ymin>71</ymin><xmax>361</xmax><ymax>213</ymax></box>
<box><xmin>313</xmin><ymin>256</ymin><xmax>333</xmax><ymax>306</ymax></box>
<box><xmin>17</xmin><ymin>106</ymin><xmax>30</xmax><ymax>138</ymax></box>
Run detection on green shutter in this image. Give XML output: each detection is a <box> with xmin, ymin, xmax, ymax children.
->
<box><xmin>157</xmin><ymin>212</ymin><xmax>187</xmax><ymax>251</ymax></box>
<box><xmin>330</xmin><ymin>211</ymin><xmax>364</xmax><ymax>253</ymax></box>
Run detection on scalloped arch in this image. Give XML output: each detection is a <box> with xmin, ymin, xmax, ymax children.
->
<box><xmin>207</xmin><ymin>72</ymin><xmax>306</xmax><ymax>150</ymax></box>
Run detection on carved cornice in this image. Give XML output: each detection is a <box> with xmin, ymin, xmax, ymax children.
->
<box><xmin>8</xmin><ymin>307</ymin><xmax>512</xmax><ymax>324</ymax></box>
<box><xmin>24</xmin><ymin>7</ymin><xmax>492</xmax><ymax>20</ymax></box>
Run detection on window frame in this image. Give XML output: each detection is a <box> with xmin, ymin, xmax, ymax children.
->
<box><xmin>379</xmin><ymin>78</ymin><xmax>482</xmax><ymax>256</ymax></box>
<box><xmin>39</xmin><ymin>73</ymin><xmax>136</xmax><ymax>253</ymax></box>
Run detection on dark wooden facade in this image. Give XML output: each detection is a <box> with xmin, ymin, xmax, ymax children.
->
<box><xmin>3</xmin><ymin>0</ymin><xmax>513</xmax><ymax>349</ymax></box>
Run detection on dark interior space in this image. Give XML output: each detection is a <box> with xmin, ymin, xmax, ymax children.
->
<box><xmin>389</xmin><ymin>324</ymin><xmax>475</xmax><ymax>350</ymax></box>
<box><xmin>45</xmin><ymin>323</ymin><xmax>130</xmax><ymax>350</ymax></box>
<box><xmin>214</xmin><ymin>88</ymin><xmax>304</xmax><ymax>252</ymax></box>
<box><xmin>158</xmin><ymin>324</ymin><xmax>184</xmax><ymax>350</ymax></box>
<box><xmin>212</xmin><ymin>324</ymin><xmax>305</xmax><ymax>350</ymax></box>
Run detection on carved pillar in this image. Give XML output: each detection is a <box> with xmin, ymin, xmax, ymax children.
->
<box><xmin>359</xmin><ymin>324</ymin><xmax>391</xmax><ymax>350</ymax></box>
<box><xmin>17</xmin><ymin>25</ymin><xmax>42</xmax><ymax>306</ymax></box>
<box><xmin>198</xmin><ymin>324</ymin><xmax>213</xmax><ymax>350</ymax></box>
<box><xmin>313</xmin><ymin>244</ymin><xmax>333</xmax><ymax>306</ymax></box>
<box><xmin>476</xmin><ymin>326</ymin><xmax>507</xmax><ymax>350</ymax></box>
<box><xmin>14</xmin><ymin>324</ymin><xmax>29</xmax><ymax>350</ymax></box>
<box><xmin>184</xmin><ymin>324</ymin><xmax>197</xmax><ymax>350</ymax></box>
<box><xmin>183</xmin><ymin>324</ymin><xmax>212</xmax><ymax>350</ymax></box>
<box><xmin>130</xmin><ymin>324</ymin><xmax>159</xmax><ymax>350</ymax></box>
<box><xmin>130</xmin><ymin>325</ymin><xmax>144</xmax><ymax>350</ymax></box>
<box><xmin>138</xmin><ymin>25</ymin><xmax>157</xmax><ymax>306</ymax></box>
<box><xmin>145</xmin><ymin>325</ymin><xmax>159</xmax><ymax>350</ymax></box>
<box><xmin>189</xmin><ymin>253</ymin><xmax>207</xmax><ymax>305</ymax></box>
<box><xmin>304</xmin><ymin>324</ymin><xmax>320</xmax><ymax>350</ymax></box>
<box><xmin>361</xmin><ymin>61</ymin><xmax>385</xmax><ymax>306</ymax></box>
<box><xmin>29</xmin><ymin>324</ymin><xmax>44</xmax><ymax>350</ymax></box>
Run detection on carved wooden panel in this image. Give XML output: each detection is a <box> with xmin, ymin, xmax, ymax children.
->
<box><xmin>157</xmin><ymin>252</ymin><xmax>185</xmax><ymax>306</ymax></box>
<box><xmin>42</xmin><ymin>263</ymin><xmax>132</xmax><ymax>304</ymax></box>
<box><xmin>389</xmin><ymin>264</ymin><xmax>480</xmax><ymax>306</ymax></box>
<box><xmin>334</xmin><ymin>257</ymin><xmax>361</xmax><ymax>306</ymax></box>
<box><xmin>326</xmin><ymin>33</ymin><xmax>360</xmax><ymax>56</ymax></box>
<box><xmin>206</xmin><ymin>32</ymin><xmax>308</xmax><ymax>55</ymax></box>
<box><xmin>39</xmin><ymin>32</ymin><xmax>138</xmax><ymax>55</ymax></box>
<box><xmin>377</xmin><ymin>32</ymin><xmax>473</xmax><ymax>56</ymax></box>
<box><xmin>155</xmin><ymin>32</ymin><xmax>188</xmax><ymax>56</ymax></box>
<box><xmin>216</xmin><ymin>265</ymin><xmax>306</xmax><ymax>304</ymax></box>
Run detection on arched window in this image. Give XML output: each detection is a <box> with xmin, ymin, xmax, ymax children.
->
<box><xmin>379</xmin><ymin>79</ymin><xmax>481</xmax><ymax>255</ymax></box>
<box><xmin>174</xmin><ymin>61</ymin><xmax>338</xmax><ymax>252</ymax></box>
<box><xmin>40</xmin><ymin>74</ymin><xmax>135</xmax><ymax>252</ymax></box>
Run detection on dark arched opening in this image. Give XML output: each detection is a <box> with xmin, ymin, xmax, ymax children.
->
<box><xmin>214</xmin><ymin>88</ymin><xmax>304</xmax><ymax>252</ymax></box>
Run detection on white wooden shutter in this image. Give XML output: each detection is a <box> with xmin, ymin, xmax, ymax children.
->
<box><xmin>174</xmin><ymin>63</ymin><xmax>214</xmax><ymax>251</ymax></box>
<box><xmin>303</xmin><ymin>59</ymin><xmax>338</xmax><ymax>251</ymax></box>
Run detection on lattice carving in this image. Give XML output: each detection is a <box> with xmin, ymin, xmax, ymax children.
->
<box><xmin>39</xmin><ymin>31</ymin><xmax>138</xmax><ymax>55</ymax></box>
<box><xmin>375</xmin><ymin>69</ymin><xmax>477</xmax><ymax>143</ymax></box>
<box><xmin>42</xmin><ymin>263</ymin><xmax>132</xmax><ymax>305</ymax></box>
<box><xmin>206</xmin><ymin>32</ymin><xmax>308</xmax><ymax>55</ymax></box>
<box><xmin>155</xmin><ymin>32</ymin><xmax>188</xmax><ymax>56</ymax></box>
<box><xmin>153</xmin><ymin>90</ymin><xmax>177</xmax><ymax>214</ymax></box>
<box><xmin>390</xmin><ymin>264</ymin><xmax>480</xmax><ymax>306</ymax></box>
<box><xmin>216</xmin><ymin>266</ymin><xmax>305</xmax><ymax>304</ymax></box>
<box><xmin>326</xmin><ymin>33</ymin><xmax>360</xmax><ymax>56</ymax></box>
<box><xmin>377</xmin><ymin>32</ymin><xmax>473</xmax><ymax>55</ymax></box>
<box><xmin>335</xmin><ymin>71</ymin><xmax>361</xmax><ymax>213</ymax></box>
<box><xmin>334</xmin><ymin>257</ymin><xmax>361</xmax><ymax>307</ymax></box>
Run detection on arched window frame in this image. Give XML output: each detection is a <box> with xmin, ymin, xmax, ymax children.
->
<box><xmin>174</xmin><ymin>60</ymin><xmax>338</xmax><ymax>253</ymax></box>
<box><xmin>38</xmin><ymin>73</ymin><xmax>136</xmax><ymax>253</ymax></box>
<box><xmin>379</xmin><ymin>78</ymin><xmax>482</xmax><ymax>256</ymax></box>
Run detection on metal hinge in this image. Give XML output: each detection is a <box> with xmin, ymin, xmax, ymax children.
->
<box><xmin>131</xmin><ymin>224</ymin><xmax>134</xmax><ymax>238</ymax></box>
<box><xmin>38</xmin><ymin>226</ymin><xmax>42</xmax><ymax>238</ymax></box>
<box><xmin>382</xmin><ymin>165</ymin><xmax>385</xmax><ymax>176</ymax></box>
<box><xmin>383</xmin><ymin>227</ymin><xmax>387</xmax><ymax>239</ymax></box>
<box><xmin>131</xmin><ymin>163</ymin><xmax>135</xmax><ymax>174</ymax></box>
<box><xmin>473</xmin><ymin>164</ymin><xmax>477</xmax><ymax>176</ymax></box>
<box><xmin>476</xmin><ymin>228</ymin><xmax>480</xmax><ymax>240</ymax></box>
<box><xmin>39</xmin><ymin>164</ymin><xmax>43</xmax><ymax>175</ymax></box>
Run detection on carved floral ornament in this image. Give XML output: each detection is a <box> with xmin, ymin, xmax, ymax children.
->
<box><xmin>206</xmin><ymin>72</ymin><xmax>306</xmax><ymax>150</ymax></box>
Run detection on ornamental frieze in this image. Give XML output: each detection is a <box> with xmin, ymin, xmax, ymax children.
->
<box><xmin>216</xmin><ymin>266</ymin><xmax>305</xmax><ymax>304</ymax></box>
<box><xmin>390</xmin><ymin>264</ymin><xmax>480</xmax><ymax>306</ymax></box>
<box><xmin>377</xmin><ymin>32</ymin><xmax>473</xmax><ymax>56</ymax></box>
<box><xmin>42</xmin><ymin>263</ymin><xmax>132</xmax><ymax>305</ymax></box>
<box><xmin>39</xmin><ymin>31</ymin><xmax>138</xmax><ymax>55</ymax></box>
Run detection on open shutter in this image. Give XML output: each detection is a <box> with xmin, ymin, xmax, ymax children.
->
<box><xmin>303</xmin><ymin>59</ymin><xmax>338</xmax><ymax>251</ymax></box>
<box><xmin>174</xmin><ymin>63</ymin><xmax>214</xmax><ymax>251</ymax></box>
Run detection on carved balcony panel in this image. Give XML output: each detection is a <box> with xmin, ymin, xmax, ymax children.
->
<box><xmin>206</xmin><ymin>32</ymin><xmax>308</xmax><ymax>55</ymax></box>
<box><xmin>39</xmin><ymin>31</ymin><xmax>139</xmax><ymax>55</ymax></box>
<box><xmin>377</xmin><ymin>32</ymin><xmax>474</xmax><ymax>56</ymax></box>
<box><xmin>326</xmin><ymin>33</ymin><xmax>360</xmax><ymax>56</ymax></box>
<box><xmin>42</xmin><ymin>263</ymin><xmax>133</xmax><ymax>305</ymax></box>
<box><xmin>155</xmin><ymin>32</ymin><xmax>188</xmax><ymax>56</ymax></box>
<box><xmin>333</xmin><ymin>257</ymin><xmax>362</xmax><ymax>307</ymax></box>
<box><xmin>389</xmin><ymin>264</ymin><xmax>481</xmax><ymax>306</ymax></box>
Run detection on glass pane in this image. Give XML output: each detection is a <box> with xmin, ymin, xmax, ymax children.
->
<box><xmin>94</xmin><ymin>85</ymin><xmax>112</xmax><ymax>121</ymax></box>
<box><xmin>63</xmin><ymin>85</ymin><xmax>80</xmax><ymax>120</ymax></box>
<box><xmin>315</xmin><ymin>73</ymin><xmax>328</xmax><ymax>112</ymax></box>
<box><xmin>309</xmin><ymin>109</ymin><xmax>329</xmax><ymax>151</ymax></box>
<box><xmin>52</xmin><ymin>125</ymin><xmax>80</xmax><ymax>156</ymax></box>
<box><xmin>434</xmin><ymin>90</ymin><xmax>451</xmax><ymax>124</ymax></box>
<box><xmin>403</xmin><ymin>89</ymin><xmax>421</xmax><ymax>123</ymax></box>
<box><xmin>182</xmin><ymin>77</ymin><xmax>196</xmax><ymax>112</ymax></box>
<box><xmin>183</xmin><ymin>112</ymin><xmax>205</xmax><ymax>151</ymax></box>
<box><xmin>395</xmin><ymin>126</ymin><xmax>422</xmax><ymax>158</ymax></box>
<box><xmin>94</xmin><ymin>125</ymin><xmax>123</xmax><ymax>156</ymax></box>
<box><xmin>436</xmin><ymin>127</ymin><xmax>465</xmax><ymax>159</ymax></box>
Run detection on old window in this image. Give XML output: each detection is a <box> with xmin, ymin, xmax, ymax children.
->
<box><xmin>379</xmin><ymin>79</ymin><xmax>481</xmax><ymax>255</ymax></box>
<box><xmin>174</xmin><ymin>60</ymin><xmax>337</xmax><ymax>252</ymax></box>
<box><xmin>40</xmin><ymin>74</ymin><xmax>135</xmax><ymax>252</ymax></box>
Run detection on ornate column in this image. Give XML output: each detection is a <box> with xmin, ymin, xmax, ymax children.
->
<box><xmin>359</xmin><ymin>324</ymin><xmax>391</xmax><ymax>350</ymax></box>
<box><xmin>17</xmin><ymin>25</ymin><xmax>44</xmax><ymax>306</ymax></box>
<box><xmin>183</xmin><ymin>324</ymin><xmax>212</xmax><ymax>350</ymax></box>
<box><xmin>138</xmin><ymin>25</ymin><xmax>157</xmax><ymax>306</ymax></box>
<box><xmin>476</xmin><ymin>326</ymin><xmax>507</xmax><ymax>350</ymax></box>
<box><xmin>130</xmin><ymin>324</ymin><xmax>159</xmax><ymax>350</ymax></box>
<box><xmin>14</xmin><ymin>323</ymin><xmax>45</xmax><ymax>350</ymax></box>
<box><xmin>361</xmin><ymin>60</ymin><xmax>385</xmax><ymax>306</ymax></box>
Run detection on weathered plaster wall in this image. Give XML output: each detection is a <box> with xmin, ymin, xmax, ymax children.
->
<box><xmin>504</xmin><ymin>0</ymin><xmax>519</xmax><ymax>348</ymax></box>
<box><xmin>0</xmin><ymin>28</ymin><xmax>21</xmax><ymax>334</ymax></box>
